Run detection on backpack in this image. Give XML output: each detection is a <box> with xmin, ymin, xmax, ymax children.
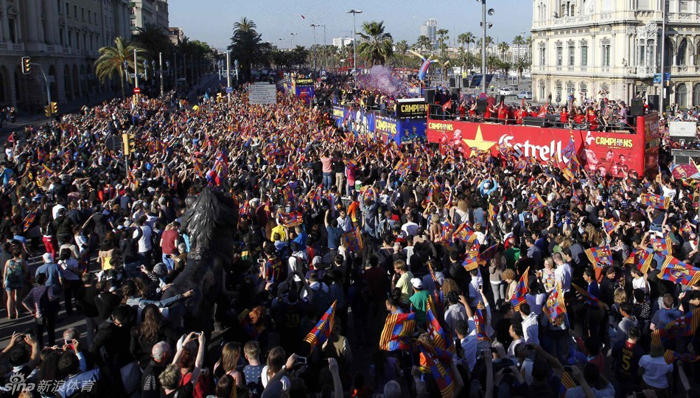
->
<box><xmin>311</xmin><ymin>286</ymin><xmax>333</xmax><ymax>314</ymax></box>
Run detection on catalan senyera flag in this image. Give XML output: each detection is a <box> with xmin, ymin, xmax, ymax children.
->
<box><xmin>664</xmin><ymin>350</ymin><xmax>700</xmax><ymax>364</ymax></box>
<box><xmin>509</xmin><ymin>266</ymin><xmax>530</xmax><ymax>310</ymax></box>
<box><xmin>341</xmin><ymin>228</ymin><xmax>364</xmax><ymax>253</ymax></box>
<box><xmin>379</xmin><ymin>313</ymin><xmax>417</xmax><ymax>351</ymax></box>
<box><xmin>560</xmin><ymin>371</ymin><xmax>577</xmax><ymax>398</ymax></box>
<box><xmin>303</xmin><ymin>301</ymin><xmax>337</xmax><ymax>353</ymax></box>
<box><xmin>650</xmin><ymin>236</ymin><xmax>673</xmax><ymax>256</ymax></box>
<box><xmin>651</xmin><ymin>308</ymin><xmax>700</xmax><ymax>345</ymax></box>
<box><xmin>528</xmin><ymin>193</ymin><xmax>546</xmax><ymax>211</ymax></box>
<box><xmin>416</xmin><ymin>340</ymin><xmax>455</xmax><ymax>398</ymax></box>
<box><xmin>543</xmin><ymin>283</ymin><xmax>567</xmax><ymax>324</ymax></box>
<box><xmin>640</xmin><ymin>193</ymin><xmax>671</xmax><ymax>210</ymax></box>
<box><xmin>572</xmin><ymin>283</ymin><xmax>601</xmax><ymax>307</ymax></box>
<box><xmin>426</xmin><ymin>297</ymin><xmax>454</xmax><ymax>353</ymax></box>
<box><xmin>656</xmin><ymin>255</ymin><xmax>700</xmax><ymax>286</ymax></box>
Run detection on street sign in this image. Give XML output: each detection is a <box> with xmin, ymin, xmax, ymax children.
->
<box><xmin>248</xmin><ymin>83</ymin><xmax>277</xmax><ymax>105</ymax></box>
<box><xmin>133</xmin><ymin>87</ymin><xmax>141</xmax><ymax>94</ymax></box>
<box><xmin>226</xmin><ymin>86</ymin><xmax>233</xmax><ymax>94</ymax></box>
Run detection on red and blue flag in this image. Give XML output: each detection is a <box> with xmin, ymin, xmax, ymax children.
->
<box><xmin>304</xmin><ymin>301</ymin><xmax>337</xmax><ymax>352</ymax></box>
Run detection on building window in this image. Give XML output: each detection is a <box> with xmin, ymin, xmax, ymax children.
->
<box><xmin>556</xmin><ymin>46</ymin><xmax>563</xmax><ymax>66</ymax></box>
<box><xmin>555</xmin><ymin>82</ymin><xmax>563</xmax><ymax>103</ymax></box>
<box><xmin>8</xmin><ymin>19</ymin><xmax>15</xmax><ymax>43</ymax></box>
<box><xmin>639</xmin><ymin>45</ymin><xmax>645</xmax><ymax>65</ymax></box>
<box><xmin>59</xmin><ymin>29</ymin><xmax>64</xmax><ymax>45</ymax></box>
<box><xmin>82</xmin><ymin>8</ymin><xmax>85</xmax><ymax>21</ymax></box>
<box><xmin>74</xmin><ymin>5</ymin><xmax>77</xmax><ymax>17</ymax></box>
<box><xmin>580</xmin><ymin>82</ymin><xmax>587</xmax><ymax>98</ymax></box>
<box><xmin>540</xmin><ymin>84</ymin><xmax>546</xmax><ymax>100</ymax></box>
<box><xmin>66</xmin><ymin>2</ymin><xmax>70</xmax><ymax>17</ymax></box>
<box><xmin>68</xmin><ymin>31</ymin><xmax>72</xmax><ymax>47</ymax></box>
<box><xmin>566</xmin><ymin>81</ymin><xmax>575</xmax><ymax>98</ymax></box>
<box><xmin>680</xmin><ymin>1</ymin><xmax>690</xmax><ymax>12</ymax></box>
<box><xmin>678</xmin><ymin>39</ymin><xmax>688</xmax><ymax>66</ymax></box>
<box><xmin>57</xmin><ymin>0</ymin><xmax>61</xmax><ymax>12</ymax></box>
<box><xmin>540</xmin><ymin>47</ymin><xmax>546</xmax><ymax>66</ymax></box>
<box><xmin>581</xmin><ymin>44</ymin><xmax>588</xmax><ymax>66</ymax></box>
<box><xmin>602</xmin><ymin>43</ymin><xmax>611</xmax><ymax>67</ymax></box>
<box><xmin>568</xmin><ymin>43</ymin><xmax>575</xmax><ymax>66</ymax></box>
<box><xmin>638</xmin><ymin>0</ymin><xmax>651</xmax><ymax>9</ymax></box>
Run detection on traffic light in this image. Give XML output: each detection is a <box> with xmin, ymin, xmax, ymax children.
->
<box><xmin>50</xmin><ymin>102</ymin><xmax>58</xmax><ymax>115</ymax></box>
<box><xmin>122</xmin><ymin>134</ymin><xmax>135</xmax><ymax>156</ymax></box>
<box><xmin>21</xmin><ymin>57</ymin><xmax>31</xmax><ymax>74</ymax></box>
<box><xmin>216</xmin><ymin>93</ymin><xmax>223</xmax><ymax>102</ymax></box>
<box><xmin>44</xmin><ymin>105</ymin><xmax>52</xmax><ymax>117</ymax></box>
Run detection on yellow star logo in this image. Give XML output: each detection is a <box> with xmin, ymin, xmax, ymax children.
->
<box><xmin>462</xmin><ymin>126</ymin><xmax>496</xmax><ymax>153</ymax></box>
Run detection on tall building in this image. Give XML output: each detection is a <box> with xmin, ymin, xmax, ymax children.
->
<box><xmin>531</xmin><ymin>0</ymin><xmax>700</xmax><ymax>108</ymax></box>
<box><xmin>0</xmin><ymin>0</ymin><xmax>131</xmax><ymax>109</ymax></box>
<box><xmin>130</xmin><ymin>0</ymin><xmax>169</xmax><ymax>32</ymax></box>
<box><xmin>168</xmin><ymin>27</ymin><xmax>185</xmax><ymax>46</ymax></box>
<box><xmin>420</xmin><ymin>18</ymin><xmax>438</xmax><ymax>47</ymax></box>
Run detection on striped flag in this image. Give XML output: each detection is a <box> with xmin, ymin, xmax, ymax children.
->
<box><xmin>509</xmin><ymin>267</ymin><xmax>530</xmax><ymax>310</ymax></box>
<box><xmin>640</xmin><ymin>193</ymin><xmax>671</xmax><ymax>210</ymax></box>
<box><xmin>341</xmin><ymin>228</ymin><xmax>364</xmax><ymax>253</ymax></box>
<box><xmin>474</xmin><ymin>302</ymin><xmax>491</xmax><ymax>341</ymax></box>
<box><xmin>650</xmin><ymin>236</ymin><xmax>673</xmax><ymax>256</ymax></box>
<box><xmin>453</xmin><ymin>222</ymin><xmax>476</xmax><ymax>244</ymax></box>
<box><xmin>585</xmin><ymin>246</ymin><xmax>613</xmax><ymax>281</ymax></box>
<box><xmin>664</xmin><ymin>350</ymin><xmax>700</xmax><ymax>364</ymax></box>
<box><xmin>651</xmin><ymin>308</ymin><xmax>700</xmax><ymax>345</ymax></box>
<box><xmin>528</xmin><ymin>193</ymin><xmax>546</xmax><ymax>211</ymax></box>
<box><xmin>426</xmin><ymin>297</ymin><xmax>454</xmax><ymax>353</ymax></box>
<box><xmin>560</xmin><ymin>371</ymin><xmax>577</xmax><ymax>398</ymax></box>
<box><xmin>478</xmin><ymin>243</ymin><xmax>499</xmax><ymax>266</ymax></box>
<box><xmin>603</xmin><ymin>218</ymin><xmax>620</xmax><ymax>235</ymax></box>
<box><xmin>303</xmin><ymin>301</ymin><xmax>337</xmax><ymax>353</ymax></box>
<box><xmin>656</xmin><ymin>255</ymin><xmax>700</xmax><ymax>286</ymax></box>
<box><xmin>379</xmin><ymin>313</ymin><xmax>417</xmax><ymax>351</ymax></box>
<box><xmin>462</xmin><ymin>243</ymin><xmax>480</xmax><ymax>271</ymax></box>
<box><xmin>278</xmin><ymin>211</ymin><xmax>303</xmax><ymax>228</ymax></box>
<box><xmin>543</xmin><ymin>283</ymin><xmax>566</xmax><ymax>323</ymax></box>
<box><xmin>22</xmin><ymin>210</ymin><xmax>38</xmax><ymax>233</ymax></box>
<box><xmin>416</xmin><ymin>340</ymin><xmax>455</xmax><ymax>398</ymax></box>
<box><xmin>624</xmin><ymin>248</ymin><xmax>654</xmax><ymax>274</ymax></box>
<box><xmin>561</xmin><ymin>133</ymin><xmax>575</xmax><ymax>161</ymax></box>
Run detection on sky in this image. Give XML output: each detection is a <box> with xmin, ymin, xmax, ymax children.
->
<box><xmin>168</xmin><ymin>0</ymin><xmax>533</xmax><ymax>50</ymax></box>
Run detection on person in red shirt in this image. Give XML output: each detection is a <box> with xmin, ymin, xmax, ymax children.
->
<box><xmin>497</xmin><ymin>103</ymin><xmax>508</xmax><ymax>123</ymax></box>
<box><xmin>160</xmin><ymin>221</ymin><xmax>180</xmax><ymax>271</ymax></box>
<box><xmin>469</xmin><ymin>102</ymin><xmax>477</xmax><ymax>120</ymax></box>
<box><xmin>458</xmin><ymin>101</ymin><xmax>466</xmax><ymax>120</ymax></box>
<box><xmin>560</xmin><ymin>106</ymin><xmax>569</xmax><ymax>125</ymax></box>
<box><xmin>516</xmin><ymin>107</ymin><xmax>525</xmax><ymax>124</ymax></box>
<box><xmin>485</xmin><ymin>103</ymin><xmax>496</xmax><ymax>121</ymax></box>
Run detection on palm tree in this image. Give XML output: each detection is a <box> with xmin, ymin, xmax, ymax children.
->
<box><xmin>512</xmin><ymin>35</ymin><xmax>525</xmax><ymax>61</ymax></box>
<box><xmin>395</xmin><ymin>40</ymin><xmax>409</xmax><ymax>56</ymax></box>
<box><xmin>229</xmin><ymin>17</ymin><xmax>269</xmax><ymax>81</ymax></box>
<box><xmin>458</xmin><ymin>32</ymin><xmax>475</xmax><ymax>52</ymax></box>
<box><xmin>95</xmin><ymin>37</ymin><xmax>145</xmax><ymax>98</ymax></box>
<box><xmin>132</xmin><ymin>24</ymin><xmax>173</xmax><ymax>60</ymax></box>
<box><xmin>525</xmin><ymin>36</ymin><xmax>533</xmax><ymax>63</ymax></box>
<box><xmin>415</xmin><ymin>35</ymin><xmax>432</xmax><ymax>53</ymax></box>
<box><xmin>357</xmin><ymin>21</ymin><xmax>394</xmax><ymax>66</ymax></box>
<box><xmin>514</xmin><ymin>57</ymin><xmax>530</xmax><ymax>84</ymax></box>
<box><xmin>436</xmin><ymin>29</ymin><xmax>449</xmax><ymax>57</ymax></box>
<box><xmin>498</xmin><ymin>42</ymin><xmax>510</xmax><ymax>61</ymax></box>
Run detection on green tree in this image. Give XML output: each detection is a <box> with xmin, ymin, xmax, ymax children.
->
<box><xmin>95</xmin><ymin>37</ymin><xmax>145</xmax><ymax>99</ymax></box>
<box><xmin>498</xmin><ymin>42</ymin><xmax>510</xmax><ymax>61</ymax></box>
<box><xmin>228</xmin><ymin>17</ymin><xmax>269</xmax><ymax>81</ymax></box>
<box><xmin>395</xmin><ymin>40</ymin><xmax>409</xmax><ymax>56</ymax></box>
<box><xmin>415</xmin><ymin>35</ymin><xmax>432</xmax><ymax>53</ymax></box>
<box><xmin>514</xmin><ymin>57</ymin><xmax>530</xmax><ymax>84</ymax></box>
<box><xmin>458</xmin><ymin>32</ymin><xmax>475</xmax><ymax>51</ymax></box>
<box><xmin>291</xmin><ymin>46</ymin><xmax>309</xmax><ymax>67</ymax></box>
<box><xmin>436</xmin><ymin>29</ymin><xmax>449</xmax><ymax>57</ymax></box>
<box><xmin>132</xmin><ymin>24</ymin><xmax>173</xmax><ymax>60</ymax></box>
<box><xmin>486</xmin><ymin>55</ymin><xmax>499</xmax><ymax>73</ymax></box>
<box><xmin>357</xmin><ymin>21</ymin><xmax>394</xmax><ymax>66</ymax></box>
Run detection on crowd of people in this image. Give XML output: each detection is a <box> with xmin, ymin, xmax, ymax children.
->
<box><xmin>0</xmin><ymin>74</ymin><xmax>697</xmax><ymax>398</ymax></box>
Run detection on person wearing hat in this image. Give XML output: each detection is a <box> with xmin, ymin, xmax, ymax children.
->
<box><xmin>408</xmin><ymin>278</ymin><xmax>430</xmax><ymax>326</ymax></box>
<box><xmin>36</xmin><ymin>253</ymin><xmax>62</xmax><ymax>290</ymax></box>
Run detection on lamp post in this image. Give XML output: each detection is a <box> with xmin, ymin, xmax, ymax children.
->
<box><xmin>477</xmin><ymin>0</ymin><xmax>494</xmax><ymax>95</ymax></box>
<box><xmin>159</xmin><ymin>53</ymin><xmax>164</xmax><ymax>96</ymax></box>
<box><xmin>290</xmin><ymin>32</ymin><xmax>297</xmax><ymax>47</ymax></box>
<box><xmin>659</xmin><ymin>0</ymin><xmax>667</xmax><ymax>116</ymax></box>
<box><xmin>310</xmin><ymin>24</ymin><xmax>320</xmax><ymax>77</ymax></box>
<box><xmin>133</xmin><ymin>49</ymin><xmax>139</xmax><ymax>91</ymax></box>
<box><xmin>347</xmin><ymin>9</ymin><xmax>363</xmax><ymax>86</ymax></box>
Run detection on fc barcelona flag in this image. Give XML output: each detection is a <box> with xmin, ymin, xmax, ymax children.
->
<box><xmin>603</xmin><ymin>218</ymin><xmax>620</xmax><ymax>235</ymax></box>
<box><xmin>462</xmin><ymin>243</ymin><xmax>480</xmax><ymax>271</ymax></box>
<box><xmin>453</xmin><ymin>223</ymin><xmax>476</xmax><ymax>244</ymax></box>
<box><xmin>439</xmin><ymin>221</ymin><xmax>455</xmax><ymax>246</ymax></box>
<box><xmin>528</xmin><ymin>193</ymin><xmax>546</xmax><ymax>211</ymax></box>
<box><xmin>650</xmin><ymin>236</ymin><xmax>673</xmax><ymax>256</ymax></box>
<box><xmin>543</xmin><ymin>283</ymin><xmax>567</xmax><ymax>323</ymax></box>
<box><xmin>585</xmin><ymin>246</ymin><xmax>613</xmax><ymax>281</ymax></box>
<box><xmin>664</xmin><ymin>350</ymin><xmax>700</xmax><ymax>364</ymax></box>
<box><xmin>22</xmin><ymin>210</ymin><xmax>38</xmax><ymax>233</ymax></box>
<box><xmin>509</xmin><ymin>267</ymin><xmax>530</xmax><ymax>310</ymax></box>
<box><xmin>624</xmin><ymin>248</ymin><xmax>654</xmax><ymax>274</ymax></box>
<box><xmin>640</xmin><ymin>193</ymin><xmax>671</xmax><ymax>210</ymax></box>
<box><xmin>341</xmin><ymin>228</ymin><xmax>364</xmax><ymax>253</ymax></box>
<box><xmin>278</xmin><ymin>211</ymin><xmax>303</xmax><ymax>228</ymax></box>
<box><xmin>416</xmin><ymin>341</ymin><xmax>455</xmax><ymax>398</ymax></box>
<box><xmin>426</xmin><ymin>297</ymin><xmax>454</xmax><ymax>353</ymax></box>
<box><xmin>474</xmin><ymin>302</ymin><xmax>491</xmax><ymax>341</ymax></box>
<box><xmin>478</xmin><ymin>244</ymin><xmax>499</xmax><ymax>266</ymax></box>
<box><xmin>379</xmin><ymin>313</ymin><xmax>417</xmax><ymax>351</ymax></box>
<box><xmin>572</xmin><ymin>283</ymin><xmax>601</xmax><ymax>307</ymax></box>
<box><xmin>656</xmin><ymin>255</ymin><xmax>700</xmax><ymax>286</ymax></box>
<box><xmin>303</xmin><ymin>301</ymin><xmax>337</xmax><ymax>352</ymax></box>
<box><xmin>652</xmin><ymin>308</ymin><xmax>700</xmax><ymax>344</ymax></box>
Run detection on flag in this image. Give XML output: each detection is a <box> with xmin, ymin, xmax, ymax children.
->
<box><xmin>214</xmin><ymin>148</ymin><xmax>229</xmax><ymax>179</ymax></box>
<box><xmin>282</xmin><ymin>185</ymin><xmax>296</xmax><ymax>204</ymax></box>
<box><xmin>650</xmin><ymin>236</ymin><xmax>673</xmax><ymax>256</ymax></box>
<box><xmin>439</xmin><ymin>221</ymin><xmax>455</xmax><ymax>247</ymax></box>
<box><xmin>416</xmin><ymin>341</ymin><xmax>455</xmax><ymax>398</ymax></box>
<box><xmin>656</xmin><ymin>255</ymin><xmax>700</xmax><ymax>286</ymax></box>
<box><xmin>478</xmin><ymin>244</ymin><xmax>498</xmax><ymax>266</ymax></box>
<box><xmin>603</xmin><ymin>218</ymin><xmax>619</xmax><ymax>235</ymax></box>
<box><xmin>22</xmin><ymin>210</ymin><xmax>38</xmax><ymax>233</ymax></box>
<box><xmin>671</xmin><ymin>163</ymin><xmax>700</xmax><ymax>180</ymax></box>
<box><xmin>664</xmin><ymin>350</ymin><xmax>700</xmax><ymax>364</ymax></box>
<box><xmin>442</xmin><ymin>99</ymin><xmax>453</xmax><ymax>112</ymax></box>
<box><xmin>379</xmin><ymin>313</ymin><xmax>416</xmax><ymax>351</ymax></box>
<box><xmin>488</xmin><ymin>203</ymin><xmax>498</xmax><ymax>224</ymax></box>
<box><xmin>572</xmin><ymin>283</ymin><xmax>601</xmax><ymax>307</ymax></box>
<box><xmin>543</xmin><ymin>284</ymin><xmax>566</xmax><ymax>323</ymax></box>
<box><xmin>462</xmin><ymin>244</ymin><xmax>480</xmax><ymax>271</ymax></box>
<box><xmin>560</xmin><ymin>371</ymin><xmax>577</xmax><ymax>398</ymax></box>
<box><xmin>624</xmin><ymin>248</ymin><xmax>654</xmax><ymax>274</ymax></box>
<box><xmin>303</xmin><ymin>301</ymin><xmax>337</xmax><ymax>352</ymax></box>
<box><xmin>453</xmin><ymin>222</ymin><xmax>476</xmax><ymax>244</ymax></box>
<box><xmin>341</xmin><ymin>228</ymin><xmax>364</xmax><ymax>253</ymax></box>
<box><xmin>562</xmin><ymin>133</ymin><xmax>575</xmax><ymax>162</ymax></box>
<box><xmin>585</xmin><ymin>246</ymin><xmax>613</xmax><ymax>281</ymax></box>
<box><xmin>640</xmin><ymin>193</ymin><xmax>670</xmax><ymax>210</ymax></box>
<box><xmin>651</xmin><ymin>308</ymin><xmax>700</xmax><ymax>344</ymax></box>
<box><xmin>428</xmin><ymin>263</ymin><xmax>442</xmax><ymax>290</ymax></box>
<box><xmin>528</xmin><ymin>193</ymin><xmax>546</xmax><ymax>211</ymax></box>
<box><xmin>474</xmin><ymin>302</ymin><xmax>491</xmax><ymax>341</ymax></box>
<box><xmin>278</xmin><ymin>211</ymin><xmax>303</xmax><ymax>228</ymax></box>
<box><xmin>509</xmin><ymin>267</ymin><xmax>530</xmax><ymax>310</ymax></box>
<box><xmin>426</xmin><ymin>297</ymin><xmax>454</xmax><ymax>353</ymax></box>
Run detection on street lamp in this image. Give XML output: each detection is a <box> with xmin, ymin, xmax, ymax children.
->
<box><xmin>290</xmin><ymin>32</ymin><xmax>298</xmax><ymax>47</ymax></box>
<box><xmin>477</xmin><ymin>0</ymin><xmax>494</xmax><ymax>94</ymax></box>
<box><xmin>310</xmin><ymin>24</ymin><xmax>320</xmax><ymax>77</ymax></box>
<box><xmin>347</xmin><ymin>9</ymin><xmax>362</xmax><ymax>86</ymax></box>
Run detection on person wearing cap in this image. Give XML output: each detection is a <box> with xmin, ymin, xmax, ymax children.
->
<box><xmin>36</xmin><ymin>252</ymin><xmax>62</xmax><ymax>290</ymax></box>
<box><xmin>408</xmin><ymin>278</ymin><xmax>429</xmax><ymax>325</ymax></box>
